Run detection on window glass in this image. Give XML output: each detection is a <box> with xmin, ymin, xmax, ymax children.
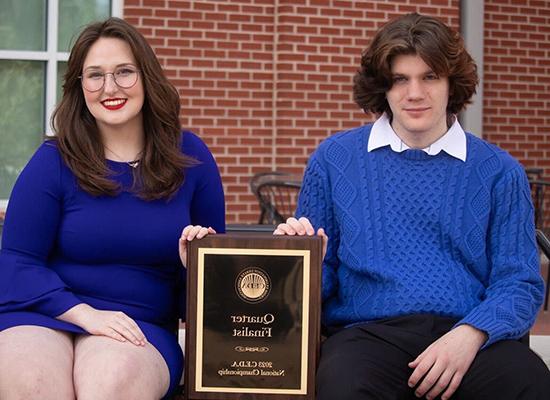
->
<box><xmin>0</xmin><ymin>60</ymin><xmax>45</xmax><ymax>199</ymax></box>
<box><xmin>0</xmin><ymin>0</ymin><xmax>46</xmax><ymax>50</ymax></box>
<box><xmin>57</xmin><ymin>61</ymin><xmax>68</xmax><ymax>102</ymax></box>
<box><xmin>58</xmin><ymin>0</ymin><xmax>111</xmax><ymax>52</ymax></box>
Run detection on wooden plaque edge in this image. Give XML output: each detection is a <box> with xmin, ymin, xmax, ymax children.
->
<box><xmin>184</xmin><ymin>234</ymin><xmax>322</xmax><ymax>400</ymax></box>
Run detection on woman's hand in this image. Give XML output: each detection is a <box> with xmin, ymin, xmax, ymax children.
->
<box><xmin>273</xmin><ymin>217</ymin><xmax>328</xmax><ymax>258</ymax></box>
<box><xmin>58</xmin><ymin>303</ymin><xmax>147</xmax><ymax>346</ymax></box>
<box><xmin>179</xmin><ymin>225</ymin><xmax>216</xmax><ymax>267</ymax></box>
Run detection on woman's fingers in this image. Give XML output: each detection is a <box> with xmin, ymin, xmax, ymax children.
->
<box><xmin>108</xmin><ymin>327</ymin><xmax>127</xmax><ymax>343</ymax></box>
<box><xmin>181</xmin><ymin>225</ymin><xmax>216</xmax><ymax>241</ymax></box>
<box><xmin>180</xmin><ymin>224</ymin><xmax>194</xmax><ymax>240</ymax></box>
<box><xmin>96</xmin><ymin>312</ymin><xmax>146</xmax><ymax>346</ymax></box>
<box><xmin>180</xmin><ymin>225</ymin><xmax>216</xmax><ymax>267</ymax></box>
<box><xmin>113</xmin><ymin>315</ymin><xmax>146</xmax><ymax>346</ymax></box>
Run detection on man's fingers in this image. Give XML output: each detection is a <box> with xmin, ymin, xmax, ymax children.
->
<box><xmin>414</xmin><ymin>361</ymin><xmax>444</xmax><ymax>398</ymax></box>
<box><xmin>441</xmin><ymin>372</ymin><xmax>463</xmax><ymax>400</ymax></box>
<box><xmin>424</xmin><ymin>368</ymin><xmax>455</xmax><ymax>400</ymax></box>
<box><xmin>287</xmin><ymin>217</ymin><xmax>309</xmax><ymax>235</ymax></box>
<box><xmin>317</xmin><ymin>228</ymin><xmax>328</xmax><ymax>257</ymax></box>
<box><xmin>298</xmin><ymin>217</ymin><xmax>315</xmax><ymax>235</ymax></box>
<box><xmin>408</xmin><ymin>353</ymin><xmax>434</xmax><ymax>388</ymax></box>
<box><xmin>273</xmin><ymin>217</ymin><xmax>315</xmax><ymax>236</ymax></box>
<box><xmin>285</xmin><ymin>217</ymin><xmax>301</xmax><ymax>234</ymax></box>
<box><xmin>274</xmin><ymin>222</ymin><xmax>297</xmax><ymax>235</ymax></box>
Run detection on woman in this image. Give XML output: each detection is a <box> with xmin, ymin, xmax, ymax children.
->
<box><xmin>0</xmin><ymin>18</ymin><xmax>224</xmax><ymax>399</ymax></box>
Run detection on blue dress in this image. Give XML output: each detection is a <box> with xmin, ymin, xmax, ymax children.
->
<box><xmin>0</xmin><ymin>131</ymin><xmax>225</xmax><ymax>397</ymax></box>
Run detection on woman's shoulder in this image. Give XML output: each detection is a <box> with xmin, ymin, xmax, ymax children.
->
<box><xmin>180</xmin><ymin>130</ymin><xmax>214</xmax><ymax>160</ymax></box>
<box><xmin>33</xmin><ymin>139</ymin><xmax>62</xmax><ymax>160</ymax></box>
<box><xmin>22</xmin><ymin>140</ymin><xmax>64</xmax><ymax>175</ymax></box>
<box><xmin>10</xmin><ymin>140</ymin><xmax>67</xmax><ymax>197</ymax></box>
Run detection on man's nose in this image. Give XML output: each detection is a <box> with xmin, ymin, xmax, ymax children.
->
<box><xmin>406</xmin><ymin>79</ymin><xmax>424</xmax><ymax>100</ymax></box>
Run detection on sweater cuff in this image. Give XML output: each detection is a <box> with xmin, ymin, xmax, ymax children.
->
<box><xmin>455</xmin><ymin>309</ymin><xmax>505</xmax><ymax>348</ymax></box>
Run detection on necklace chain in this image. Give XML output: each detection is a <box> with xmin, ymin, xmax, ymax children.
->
<box><xmin>104</xmin><ymin>145</ymin><xmax>142</xmax><ymax>168</ymax></box>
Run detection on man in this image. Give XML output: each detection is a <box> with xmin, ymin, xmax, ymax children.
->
<box><xmin>274</xmin><ymin>13</ymin><xmax>550</xmax><ymax>400</ymax></box>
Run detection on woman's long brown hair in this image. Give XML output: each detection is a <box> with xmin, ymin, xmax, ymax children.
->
<box><xmin>52</xmin><ymin>17</ymin><xmax>195</xmax><ymax>200</ymax></box>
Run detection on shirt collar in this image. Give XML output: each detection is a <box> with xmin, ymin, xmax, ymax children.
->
<box><xmin>367</xmin><ymin>113</ymin><xmax>467</xmax><ymax>162</ymax></box>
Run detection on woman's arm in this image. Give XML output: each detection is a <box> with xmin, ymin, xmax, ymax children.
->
<box><xmin>0</xmin><ymin>143</ymin><xmax>82</xmax><ymax>316</ymax></box>
<box><xmin>0</xmin><ymin>143</ymin><xmax>147</xmax><ymax>345</ymax></box>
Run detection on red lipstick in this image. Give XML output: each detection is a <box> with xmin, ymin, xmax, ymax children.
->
<box><xmin>101</xmin><ymin>98</ymin><xmax>127</xmax><ymax>110</ymax></box>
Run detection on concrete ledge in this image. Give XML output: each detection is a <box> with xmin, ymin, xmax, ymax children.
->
<box><xmin>531</xmin><ymin>335</ymin><xmax>550</xmax><ymax>369</ymax></box>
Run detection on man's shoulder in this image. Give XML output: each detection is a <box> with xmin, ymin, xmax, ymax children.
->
<box><xmin>311</xmin><ymin>124</ymin><xmax>372</xmax><ymax>169</ymax></box>
<box><xmin>466</xmin><ymin>133</ymin><xmax>523</xmax><ymax>177</ymax></box>
<box><xmin>316</xmin><ymin>124</ymin><xmax>373</xmax><ymax>154</ymax></box>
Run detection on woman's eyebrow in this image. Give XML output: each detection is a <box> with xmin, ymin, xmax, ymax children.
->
<box><xmin>83</xmin><ymin>62</ymin><xmax>136</xmax><ymax>71</ymax></box>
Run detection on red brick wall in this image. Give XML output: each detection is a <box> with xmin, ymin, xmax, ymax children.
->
<box><xmin>483</xmin><ymin>0</ymin><xmax>550</xmax><ymax>177</ymax></box>
<box><xmin>124</xmin><ymin>0</ymin><xmax>459</xmax><ymax>223</ymax></box>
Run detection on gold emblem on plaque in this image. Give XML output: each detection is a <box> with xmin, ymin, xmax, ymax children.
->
<box><xmin>236</xmin><ymin>268</ymin><xmax>271</xmax><ymax>303</ymax></box>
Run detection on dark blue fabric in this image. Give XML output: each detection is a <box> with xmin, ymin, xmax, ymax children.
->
<box><xmin>0</xmin><ymin>131</ymin><xmax>225</xmax><ymax>397</ymax></box>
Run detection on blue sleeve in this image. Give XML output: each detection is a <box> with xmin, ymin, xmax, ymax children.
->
<box><xmin>0</xmin><ymin>143</ymin><xmax>82</xmax><ymax>317</ymax></box>
<box><xmin>457</xmin><ymin>166</ymin><xmax>544</xmax><ymax>347</ymax></box>
<box><xmin>177</xmin><ymin>132</ymin><xmax>226</xmax><ymax>320</ymax></box>
<box><xmin>296</xmin><ymin>145</ymin><xmax>340</xmax><ymax>304</ymax></box>
<box><xmin>182</xmin><ymin>131</ymin><xmax>225</xmax><ymax>234</ymax></box>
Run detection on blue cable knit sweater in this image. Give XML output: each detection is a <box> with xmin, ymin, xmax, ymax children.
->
<box><xmin>296</xmin><ymin>124</ymin><xmax>544</xmax><ymax>347</ymax></box>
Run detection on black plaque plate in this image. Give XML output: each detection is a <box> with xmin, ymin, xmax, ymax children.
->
<box><xmin>185</xmin><ymin>234</ymin><xmax>322</xmax><ymax>400</ymax></box>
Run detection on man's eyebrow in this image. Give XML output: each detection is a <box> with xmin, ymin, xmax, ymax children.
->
<box><xmin>391</xmin><ymin>69</ymin><xmax>435</xmax><ymax>76</ymax></box>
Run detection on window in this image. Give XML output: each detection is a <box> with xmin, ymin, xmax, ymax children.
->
<box><xmin>0</xmin><ymin>0</ymin><xmax>122</xmax><ymax>207</ymax></box>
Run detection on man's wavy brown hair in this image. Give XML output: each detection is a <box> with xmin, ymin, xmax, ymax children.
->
<box><xmin>52</xmin><ymin>17</ymin><xmax>195</xmax><ymax>200</ymax></box>
<box><xmin>353</xmin><ymin>13</ymin><xmax>478</xmax><ymax>119</ymax></box>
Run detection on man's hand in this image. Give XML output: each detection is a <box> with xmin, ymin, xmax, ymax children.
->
<box><xmin>408</xmin><ymin>324</ymin><xmax>487</xmax><ymax>400</ymax></box>
<box><xmin>273</xmin><ymin>217</ymin><xmax>328</xmax><ymax>258</ymax></box>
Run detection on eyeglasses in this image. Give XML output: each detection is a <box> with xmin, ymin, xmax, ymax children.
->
<box><xmin>80</xmin><ymin>67</ymin><xmax>140</xmax><ymax>92</ymax></box>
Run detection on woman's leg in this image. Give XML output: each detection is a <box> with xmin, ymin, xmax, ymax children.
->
<box><xmin>73</xmin><ymin>334</ymin><xmax>170</xmax><ymax>400</ymax></box>
<box><xmin>0</xmin><ymin>326</ymin><xmax>75</xmax><ymax>400</ymax></box>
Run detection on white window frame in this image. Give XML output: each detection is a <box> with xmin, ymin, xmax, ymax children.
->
<box><xmin>0</xmin><ymin>0</ymin><xmax>123</xmax><ymax>208</ymax></box>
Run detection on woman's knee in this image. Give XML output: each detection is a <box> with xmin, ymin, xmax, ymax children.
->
<box><xmin>0</xmin><ymin>326</ymin><xmax>75</xmax><ymax>400</ymax></box>
<box><xmin>74</xmin><ymin>336</ymin><xmax>168</xmax><ymax>400</ymax></box>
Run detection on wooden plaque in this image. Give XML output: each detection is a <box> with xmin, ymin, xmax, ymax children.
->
<box><xmin>185</xmin><ymin>234</ymin><xmax>322</xmax><ymax>400</ymax></box>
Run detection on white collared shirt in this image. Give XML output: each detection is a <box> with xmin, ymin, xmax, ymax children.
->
<box><xmin>367</xmin><ymin>113</ymin><xmax>467</xmax><ymax>162</ymax></box>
